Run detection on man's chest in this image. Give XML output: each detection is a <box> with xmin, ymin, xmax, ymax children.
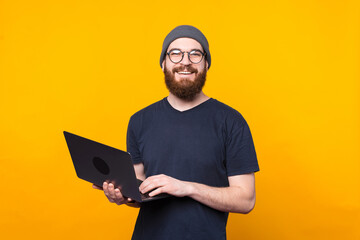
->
<box><xmin>136</xmin><ymin>117</ymin><xmax>227</xmax><ymax>183</ymax></box>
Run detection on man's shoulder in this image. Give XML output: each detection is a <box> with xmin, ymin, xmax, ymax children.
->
<box><xmin>130</xmin><ymin>98</ymin><xmax>165</xmax><ymax>120</ymax></box>
<box><xmin>210</xmin><ymin>98</ymin><xmax>245</xmax><ymax>120</ymax></box>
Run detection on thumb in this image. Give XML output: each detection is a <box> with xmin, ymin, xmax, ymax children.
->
<box><xmin>92</xmin><ymin>184</ymin><xmax>103</xmax><ymax>190</ymax></box>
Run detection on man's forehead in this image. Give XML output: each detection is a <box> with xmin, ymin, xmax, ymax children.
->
<box><xmin>167</xmin><ymin>37</ymin><xmax>203</xmax><ymax>51</ymax></box>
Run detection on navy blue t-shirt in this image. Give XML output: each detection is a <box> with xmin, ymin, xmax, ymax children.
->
<box><xmin>127</xmin><ymin>97</ymin><xmax>259</xmax><ymax>240</ymax></box>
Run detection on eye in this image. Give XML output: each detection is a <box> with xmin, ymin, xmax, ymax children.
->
<box><xmin>190</xmin><ymin>50</ymin><xmax>202</xmax><ymax>57</ymax></box>
<box><xmin>170</xmin><ymin>50</ymin><xmax>182</xmax><ymax>56</ymax></box>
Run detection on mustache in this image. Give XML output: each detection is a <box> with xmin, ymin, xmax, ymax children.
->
<box><xmin>172</xmin><ymin>65</ymin><xmax>198</xmax><ymax>74</ymax></box>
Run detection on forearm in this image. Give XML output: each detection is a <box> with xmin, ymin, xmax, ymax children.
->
<box><xmin>140</xmin><ymin>173</ymin><xmax>256</xmax><ymax>213</ymax></box>
<box><xmin>186</xmin><ymin>182</ymin><xmax>255</xmax><ymax>214</ymax></box>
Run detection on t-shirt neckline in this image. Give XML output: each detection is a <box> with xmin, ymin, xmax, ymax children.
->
<box><xmin>163</xmin><ymin>97</ymin><xmax>214</xmax><ymax>113</ymax></box>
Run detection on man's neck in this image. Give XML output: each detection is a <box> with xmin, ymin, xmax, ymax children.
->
<box><xmin>167</xmin><ymin>92</ymin><xmax>210</xmax><ymax>112</ymax></box>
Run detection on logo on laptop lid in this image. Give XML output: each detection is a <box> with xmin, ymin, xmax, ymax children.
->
<box><xmin>92</xmin><ymin>157</ymin><xmax>110</xmax><ymax>175</ymax></box>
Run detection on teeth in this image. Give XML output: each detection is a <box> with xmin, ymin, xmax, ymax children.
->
<box><xmin>178</xmin><ymin>72</ymin><xmax>192</xmax><ymax>74</ymax></box>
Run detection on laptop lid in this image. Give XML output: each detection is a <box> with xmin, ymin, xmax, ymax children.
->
<box><xmin>63</xmin><ymin>131</ymin><xmax>144</xmax><ymax>202</ymax></box>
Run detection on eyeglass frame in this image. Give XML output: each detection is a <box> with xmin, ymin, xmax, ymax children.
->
<box><xmin>166</xmin><ymin>49</ymin><xmax>206</xmax><ymax>64</ymax></box>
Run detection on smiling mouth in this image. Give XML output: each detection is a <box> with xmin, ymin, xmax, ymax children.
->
<box><xmin>177</xmin><ymin>71</ymin><xmax>193</xmax><ymax>75</ymax></box>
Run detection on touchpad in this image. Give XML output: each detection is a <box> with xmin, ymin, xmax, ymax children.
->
<box><xmin>92</xmin><ymin>157</ymin><xmax>110</xmax><ymax>175</ymax></box>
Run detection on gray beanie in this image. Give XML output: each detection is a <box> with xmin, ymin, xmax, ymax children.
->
<box><xmin>160</xmin><ymin>25</ymin><xmax>211</xmax><ymax>69</ymax></box>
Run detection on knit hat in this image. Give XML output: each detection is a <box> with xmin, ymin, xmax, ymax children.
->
<box><xmin>160</xmin><ymin>25</ymin><xmax>211</xmax><ymax>69</ymax></box>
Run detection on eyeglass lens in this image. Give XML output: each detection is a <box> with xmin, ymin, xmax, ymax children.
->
<box><xmin>168</xmin><ymin>50</ymin><xmax>204</xmax><ymax>63</ymax></box>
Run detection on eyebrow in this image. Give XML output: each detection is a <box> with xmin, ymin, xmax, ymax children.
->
<box><xmin>168</xmin><ymin>48</ymin><xmax>203</xmax><ymax>52</ymax></box>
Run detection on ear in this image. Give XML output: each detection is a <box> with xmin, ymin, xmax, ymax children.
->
<box><xmin>161</xmin><ymin>60</ymin><xmax>165</xmax><ymax>72</ymax></box>
<box><xmin>206</xmin><ymin>60</ymin><xmax>209</xmax><ymax>70</ymax></box>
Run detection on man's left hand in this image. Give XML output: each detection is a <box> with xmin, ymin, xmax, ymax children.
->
<box><xmin>139</xmin><ymin>174</ymin><xmax>191</xmax><ymax>197</ymax></box>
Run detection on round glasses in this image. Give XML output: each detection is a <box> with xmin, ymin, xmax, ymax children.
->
<box><xmin>167</xmin><ymin>49</ymin><xmax>206</xmax><ymax>64</ymax></box>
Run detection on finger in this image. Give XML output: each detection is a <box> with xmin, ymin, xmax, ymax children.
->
<box><xmin>108</xmin><ymin>183</ymin><xmax>116</xmax><ymax>199</ymax></box>
<box><xmin>140</xmin><ymin>178</ymin><xmax>166</xmax><ymax>194</ymax></box>
<box><xmin>142</xmin><ymin>183</ymin><xmax>162</xmax><ymax>194</ymax></box>
<box><xmin>148</xmin><ymin>187</ymin><xmax>165</xmax><ymax>197</ymax></box>
<box><xmin>114</xmin><ymin>188</ymin><xmax>124</xmax><ymax>200</ymax></box>
<box><xmin>102</xmin><ymin>182</ymin><xmax>117</xmax><ymax>204</ymax></box>
<box><xmin>139</xmin><ymin>177</ymin><xmax>155</xmax><ymax>193</ymax></box>
<box><xmin>140</xmin><ymin>175</ymin><xmax>167</xmax><ymax>188</ymax></box>
<box><xmin>92</xmin><ymin>184</ymin><xmax>103</xmax><ymax>190</ymax></box>
<box><xmin>139</xmin><ymin>175</ymin><xmax>159</xmax><ymax>189</ymax></box>
<box><xmin>139</xmin><ymin>177</ymin><xmax>148</xmax><ymax>188</ymax></box>
<box><xmin>103</xmin><ymin>181</ymin><xmax>108</xmax><ymax>190</ymax></box>
<box><xmin>114</xmin><ymin>189</ymin><xmax>127</xmax><ymax>205</ymax></box>
<box><xmin>139</xmin><ymin>181</ymin><xmax>154</xmax><ymax>194</ymax></box>
<box><xmin>103</xmin><ymin>182</ymin><xmax>109</xmax><ymax>196</ymax></box>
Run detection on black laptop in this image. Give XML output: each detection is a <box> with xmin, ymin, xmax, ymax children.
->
<box><xmin>63</xmin><ymin>131</ymin><xmax>169</xmax><ymax>202</ymax></box>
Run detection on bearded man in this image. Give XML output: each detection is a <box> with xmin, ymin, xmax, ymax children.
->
<box><xmin>94</xmin><ymin>25</ymin><xmax>260</xmax><ymax>240</ymax></box>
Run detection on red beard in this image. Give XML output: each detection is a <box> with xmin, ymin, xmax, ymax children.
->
<box><xmin>164</xmin><ymin>62</ymin><xmax>207</xmax><ymax>101</ymax></box>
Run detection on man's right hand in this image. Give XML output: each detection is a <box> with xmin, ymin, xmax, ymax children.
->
<box><xmin>92</xmin><ymin>182</ymin><xmax>134</xmax><ymax>205</ymax></box>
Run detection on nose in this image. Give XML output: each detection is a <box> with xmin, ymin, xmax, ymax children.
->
<box><xmin>180</xmin><ymin>52</ymin><xmax>191</xmax><ymax>65</ymax></box>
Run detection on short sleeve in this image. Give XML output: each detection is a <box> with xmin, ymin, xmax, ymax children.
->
<box><xmin>225</xmin><ymin>112</ymin><xmax>259</xmax><ymax>176</ymax></box>
<box><xmin>126</xmin><ymin>115</ymin><xmax>143</xmax><ymax>164</ymax></box>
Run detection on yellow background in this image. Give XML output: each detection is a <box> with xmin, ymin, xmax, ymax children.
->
<box><xmin>1</xmin><ymin>0</ymin><xmax>359</xmax><ymax>239</ymax></box>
